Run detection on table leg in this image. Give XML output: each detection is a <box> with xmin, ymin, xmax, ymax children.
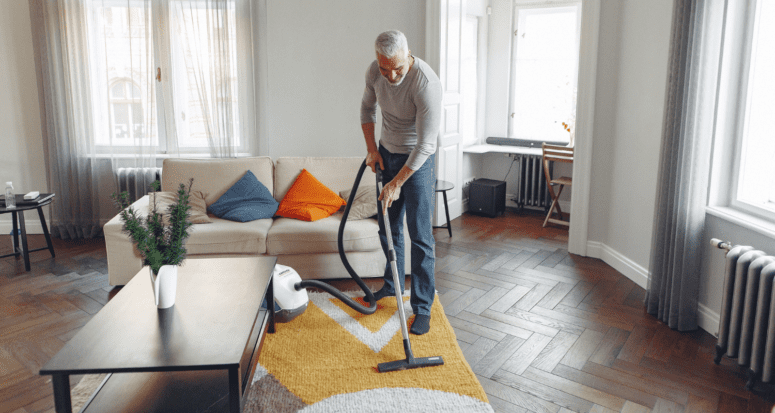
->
<box><xmin>37</xmin><ymin>206</ymin><xmax>55</xmax><ymax>258</ymax></box>
<box><xmin>17</xmin><ymin>210</ymin><xmax>30</xmax><ymax>271</ymax></box>
<box><xmin>52</xmin><ymin>374</ymin><xmax>72</xmax><ymax>413</ymax></box>
<box><xmin>228</xmin><ymin>366</ymin><xmax>241</xmax><ymax>413</ymax></box>
<box><xmin>442</xmin><ymin>191</ymin><xmax>452</xmax><ymax>238</ymax></box>
<box><xmin>267</xmin><ymin>276</ymin><xmax>275</xmax><ymax>334</ymax></box>
<box><xmin>11</xmin><ymin>211</ymin><xmax>19</xmax><ymax>254</ymax></box>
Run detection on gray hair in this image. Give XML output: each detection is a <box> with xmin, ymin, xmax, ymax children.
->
<box><xmin>375</xmin><ymin>30</ymin><xmax>409</xmax><ymax>59</ymax></box>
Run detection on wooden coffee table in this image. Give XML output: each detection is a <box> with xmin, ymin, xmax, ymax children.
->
<box><xmin>40</xmin><ymin>256</ymin><xmax>277</xmax><ymax>413</ymax></box>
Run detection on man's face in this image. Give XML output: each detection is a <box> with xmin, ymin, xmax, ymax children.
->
<box><xmin>377</xmin><ymin>51</ymin><xmax>411</xmax><ymax>87</ymax></box>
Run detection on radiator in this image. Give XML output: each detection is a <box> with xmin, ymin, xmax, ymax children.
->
<box><xmin>513</xmin><ymin>154</ymin><xmax>551</xmax><ymax>211</ymax></box>
<box><xmin>115</xmin><ymin>167</ymin><xmax>162</xmax><ymax>203</ymax></box>
<box><xmin>712</xmin><ymin>238</ymin><xmax>775</xmax><ymax>390</ymax></box>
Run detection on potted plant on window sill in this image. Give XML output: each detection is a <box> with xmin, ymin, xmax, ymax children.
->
<box><xmin>111</xmin><ymin>179</ymin><xmax>195</xmax><ymax>309</ymax></box>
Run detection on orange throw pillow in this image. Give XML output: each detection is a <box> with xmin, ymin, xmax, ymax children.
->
<box><xmin>276</xmin><ymin>169</ymin><xmax>346</xmax><ymax>221</ymax></box>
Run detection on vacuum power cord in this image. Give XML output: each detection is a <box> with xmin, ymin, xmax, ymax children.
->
<box><xmin>294</xmin><ymin>160</ymin><xmax>378</xmax><ymax>315</ymax></box>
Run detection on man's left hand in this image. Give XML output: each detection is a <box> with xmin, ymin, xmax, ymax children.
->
<box><xmin>379</xmin><ymin>180</ymin><xmax>401</xmax><ymax>215</ymax></box>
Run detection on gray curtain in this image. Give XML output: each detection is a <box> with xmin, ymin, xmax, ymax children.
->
<box><xmin>645</xmin><ymin>0</ymin><xmax>725</xmax><ymax>331</ymax></box>
<box><xmin>31</xmin><ymin>0</ymin><xmax>103</xmax><ymax>240</ymax></box>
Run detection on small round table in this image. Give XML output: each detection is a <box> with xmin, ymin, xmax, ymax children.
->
<box><xmin>433</xmin><ymin>180</ymin><xmax>454</xmax><ymax>237</ymax></box>
<box><xmin>0</xmin><ymin>195</ymin><xmax>56</xmax><ymax>271</ymax></box>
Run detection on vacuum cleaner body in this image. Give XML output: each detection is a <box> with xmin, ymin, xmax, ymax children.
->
<box><xmin>272</xmin><ymin>264</ymin><xmax>308</xmax><ymax>323</ymax></box>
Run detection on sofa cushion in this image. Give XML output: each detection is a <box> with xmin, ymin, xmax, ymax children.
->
<box><xmin>185</xmin><ymin>216</ymin><xmax>273</xmax><ymax>255</ymax></box>
<box><xmin>150</xmin><ymin>191</ymin><xmax>212</xmax><ymax>224</ymax></box>
<box><xmin>275</xmin><ymin>169</ymin><xmax>346</xmax><ymax>222</ymax></box>
<box><xmin>340</xmin><ymin>186</ymin><xmax>378</xmax><ymax>220</ymax></box>
<box><xmin>161</xmin><ymin>157</ymin><xmax>273</xmax><ymax>206</ymax></box>
<box><xmin>266</xmin><ymin>213</ymin><xmax>381</xmax><ymax>255</ymax></box>
<box><xmin>208</xmin><ymin>170</ymin><xmax>278</xmax><ymax>222</ymax></box>
<box><xmin>274</xmin><ymin>157</ymin><xmax>376</xmax><ymax>202</ymax></box>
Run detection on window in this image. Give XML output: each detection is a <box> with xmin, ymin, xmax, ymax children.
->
<box><xmin>714</xmin><ymin>0</ymin><xmax>775</xmax><ymax>223</ymax></box>
<box><xmin>86</xmin><ymin>0</ymin><xmax>245</xmax><ymax>154</ymax></box>
<box><xmin>508</xmin><ymin>1</ymin><xmax>581</xmax><ymax>143</ymax></box>
<box><xmin>731</xmin><ymin>0</ymin><xmax>775</xmax><ymax>220</ymax></box>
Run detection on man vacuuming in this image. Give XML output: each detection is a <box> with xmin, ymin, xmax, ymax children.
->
<box><xmin>360</xmin><ymin>30</ymin><xmax>442</xmax><ymax>335</ymax></box>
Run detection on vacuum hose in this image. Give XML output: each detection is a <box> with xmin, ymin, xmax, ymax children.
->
<box><xmin>293</xmin><ymin>160</ymin><xmax>380</xmax><ymax>315</ymax></box>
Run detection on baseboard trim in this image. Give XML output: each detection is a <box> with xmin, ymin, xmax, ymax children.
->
<box><xmin>698</xmin><ymin>302</ymin><xmax>720</xmax><ymax>338</ymax></box>
<box><xmin>586</xmin><ymin>241</ymin><xmax>720</xmax><ymax>336</ymax></box>
<box><xmin>586</xmin><ymin>241</ymin><xmax>649</xmax><ymax>289</ymax></box>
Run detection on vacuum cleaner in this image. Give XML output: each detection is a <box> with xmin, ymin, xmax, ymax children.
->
<box><xmin>271</xmin><ymin>159</ymin><xmax>444</xmax><ymax>373</ymax></box>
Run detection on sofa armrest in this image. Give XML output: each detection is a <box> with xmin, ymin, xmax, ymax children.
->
<box><xmin>104</xmin><ymin>195</ymin><xmax>151</xmax><ymax>286</ymax></box>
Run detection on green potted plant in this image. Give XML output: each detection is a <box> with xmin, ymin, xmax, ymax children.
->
<box><xmin>111</xmin><ymin>179</ymin><xmax>195</xmax><ymax>308</ymax></box>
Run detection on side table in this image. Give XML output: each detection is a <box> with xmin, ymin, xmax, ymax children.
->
<box><xmin>433</xmin><ymin>180</ymin><xmax>454</xmax><ymax>238</ymax></box>
<box><xmin>0</xmin><ymin>194</ymin><xmax>56</xmax><ymax>271</ymax></box>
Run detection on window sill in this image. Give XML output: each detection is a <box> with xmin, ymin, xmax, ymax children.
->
<box><xmin>705</xmin><ymin>206</ymin><xmax>775</xmax><ymax>240</ymax></box>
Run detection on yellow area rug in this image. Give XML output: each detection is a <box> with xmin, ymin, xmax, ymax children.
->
<box><xmin>245</xmin><ymin>290</ymin><xmax>494</xmax><ymax>412</ymax></box>
<box><xmin>69</xmin><ymin>291</ymin><xmax>493</xmax><ymax>412</ymax></box>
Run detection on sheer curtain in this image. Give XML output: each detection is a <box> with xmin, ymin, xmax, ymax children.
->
<box><xmin>170</xmin><ymin>0</ymin><xmax>255</xmax><ymax>158</ymax></box>
<box><xmin>30</xmin><ymin>0</ymin><xmax>256</xmax><ymax>239</ymax></box>
<box><xmin>32</xmin><ymin>0</ymin><xmax>103</xmax><ymax>239</ymax></box>
<box><xmin>646</xmin><ymin>0</ymin><xmax>725</xmax><ymax>331</ymax></box>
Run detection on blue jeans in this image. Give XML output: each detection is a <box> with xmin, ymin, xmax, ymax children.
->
<box><xmin>377</xmin><ymin>144</ymin><xmax>436</xmax><ymax>316</ymax></box>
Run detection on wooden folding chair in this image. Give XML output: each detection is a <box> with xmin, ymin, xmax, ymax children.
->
<box><xmin>541</xmin><ymin>143</ymin><xmax>574</xmax><ymax>227</ymax></box>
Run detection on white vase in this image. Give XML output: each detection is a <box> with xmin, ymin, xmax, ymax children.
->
<box><xmin>150</xmin><ymin>265</ymin><xmax>178</xmax><ymax>309</ymax></box>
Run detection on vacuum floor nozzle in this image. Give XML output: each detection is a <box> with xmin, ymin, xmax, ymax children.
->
<box><xmin>378</xmin><ymin>356</ymin><xmax>445</xmax><ymax>373</ymax></box>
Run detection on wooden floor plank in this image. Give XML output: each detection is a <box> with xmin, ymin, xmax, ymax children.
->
<box><xmin>473</xmin><ymin>334</ymin><xmax>525</xmax><ymax>378</ymax></box>
<box><xmin>492</xmin><ymin>368</ymin><xmax>596</xmax><ymax>413</ymax></box>
<box><xmin>531</xmin><ymin>331</ymin><xmax>580</xmax><ymax>372</ymax></box>
<box><xmin>522</xmin><ymin>366</ymin><xmax>627</xmax><ymax>411</ymax></box>
<box><xmin>560</xmin><ymin>328</ymin><xmax>606</xmax><ymax>370</ymax></box>
<box><xmin>477</xmin><ymin>374</ymin><xmax>565</xmax><ymax>413</ymax></box>
<box><xmin>501</xmin><ymin>333</ymin><xmax>554</xmax><ymax>375</ymax></box>
<box><xmin>489</xmin><ymin>285</ymin><xmax>532</xmax><ymax>313</ymax></box>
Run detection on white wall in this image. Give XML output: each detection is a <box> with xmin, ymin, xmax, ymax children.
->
<box><xmin>0</xmin><ymin>1</ymin><xmax>48</xmax><ymax>233</ymax></box>
<box><xmin>585</xmin><ymin>0</ymin><xmax>672</xmax><ymax>283</ymax></box>
<box><xmin>263</xmin><ymin>0</ymin><xmax>426</xmax><ymax>159</ymax></box>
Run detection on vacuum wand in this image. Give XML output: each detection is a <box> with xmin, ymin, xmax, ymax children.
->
<box><xmin>375</xmin><ymin>167</ymin><xmax>444</xmax><ymax>373</ymax></box>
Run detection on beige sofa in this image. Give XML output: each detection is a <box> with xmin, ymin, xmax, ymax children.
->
<box><xmin>104</xmin><ymin>157</ymin><xmax>411</xmax><ymax>286</ymax></box>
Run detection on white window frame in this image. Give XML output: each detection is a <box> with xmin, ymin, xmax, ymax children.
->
<box><xmin>462</xmin><ymin>15</ymin><xmax>480</xmax><ymax>145</ymax></box>
<box><xmin>708</xmin><ymin>0</ymin><xmax>775</xmax><ymax>235</ymax></box>
<box><xmin>507</xmin><ymin>0</ymin><xmax>582</xmax><ymax>142</ymax></box>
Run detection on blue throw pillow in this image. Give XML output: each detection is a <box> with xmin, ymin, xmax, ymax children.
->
<box><xmin>208</xmin><ymin>170</ymin><xmax>278</xmax><ymax>222</ymax></box>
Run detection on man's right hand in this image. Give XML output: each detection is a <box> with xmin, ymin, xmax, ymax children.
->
<box><xmin>366</xmin><ymin>151</ymin><xmax>384</xmax><ymax>173</ymax></box>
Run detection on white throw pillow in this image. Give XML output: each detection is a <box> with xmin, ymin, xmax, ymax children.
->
<box><xmin>339</xmin><ymin>186</ymin><xmax>378</xmax><ymax>220</ymax></box>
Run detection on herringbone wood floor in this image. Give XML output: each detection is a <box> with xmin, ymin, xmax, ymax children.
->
<box><xmin>0</xmin><ymin>210</ymin><xmax>773</xmax><ymax>412</ymax></box>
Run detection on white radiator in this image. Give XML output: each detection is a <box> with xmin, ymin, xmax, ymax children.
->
<box><xmin>514</xmin><ymin>154</ymin><xmax>551</xmax><ymax>211</ymax></box>
<box><xmin>712</xmin><ymin>238</ymin><xmax>775</xmax><ymax>390</ymax></box>
<box><xmin>115</xmin><ymin>167</ymin><xmax>162</xmax><ymax>203</ymax></box>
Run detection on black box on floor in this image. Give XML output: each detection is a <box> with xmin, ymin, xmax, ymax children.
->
<box><xmin>468</xmin><ymin>179</ymin><xmax>506</xmax><ymax>218</ymax></box>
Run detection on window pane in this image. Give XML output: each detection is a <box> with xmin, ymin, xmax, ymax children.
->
<box><xmin>510</xmin><ymin>5</ymin><xmax>579</xmax><ymax>142</ymax></box>
<box><xmin>113</xmin><ymin>103</ymin><xmax>130</xmax><ymax>140</ymax></box>
<box><xmin>110</xmin><ymin>82</ymin><xmax>125</xmax><ymax>98</ymax></box>
<box><xmin>737</xmin><ymin>0</ymin><xmax>775</xmax><ymax>214</ymax></box>
<box><xmin>131</xmin><ymin>83</ymin><xmax>142</xmax><ymax>99</ymax></box>
<box><xmin>170</xmin><ymin>1</ymin><xmax>240</xmax><ymax>149</ymax></box>
<box><xmin>89</xmin><ymin>3</ymin><xmax>157</xmax><ymax>148</ymax></box>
